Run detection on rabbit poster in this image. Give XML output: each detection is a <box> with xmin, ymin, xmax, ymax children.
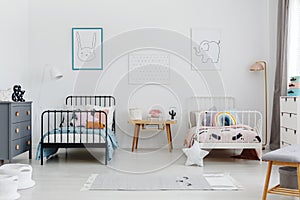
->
<box><xmin>190</xmin><ymin>29</ymin><xmax>221</xmax><ymax>70</ymax></box>
<box><xmin>72</xmin><ymin>28</ymin><xmax>103</xmax><ymax>70</ymax></box>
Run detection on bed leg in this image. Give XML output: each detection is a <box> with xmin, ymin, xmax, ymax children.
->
<box><xmin>260</xmin><ymin>146</ymin><xmax>263</xmax><ymax>164</ymax></box>
<box><xmin>105</xmin><ymin>146</ymin><xmax>108</xmax><ymax>165</ymax></box>
<box><xmin>65</xmin><ymin>148</ymin><xmax>68</xmax><ymax>158</ymax></box>
<box><xmin>41</xmin><ymin>146</ymin><xmax>43</xmax><ymax>165</ymax></box>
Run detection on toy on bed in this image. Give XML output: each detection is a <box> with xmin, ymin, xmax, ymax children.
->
<box><xmin>186</xmin><ymin>97</ymin><xmax>263</xmax><ymax>162</ymax></box>
<box><xmin>36</xmin><ymin>96</ymin><xmax>118</xmax><ymax>165</ymax></box>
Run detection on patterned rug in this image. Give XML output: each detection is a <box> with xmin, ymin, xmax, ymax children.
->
<box><xmin>82</xmin><ymin>173</ymin><xmax>242</xmax><ymax>191</ymax></box>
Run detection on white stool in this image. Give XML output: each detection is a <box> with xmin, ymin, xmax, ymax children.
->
<box><xmin>0</xmin><ymin>175</ymin><xmax>20</xmax><ymax>200</ymax></box>
<box><xmin>0</xmin><ymin>164</ymin><xmax>35</xmax><ymax>190</ymax></box>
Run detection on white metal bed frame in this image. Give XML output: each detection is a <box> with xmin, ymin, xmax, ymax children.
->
<box><xmin>187</xmin><ymin>96</ymin><xmax>263</xmax><ymax>161</ymax></box>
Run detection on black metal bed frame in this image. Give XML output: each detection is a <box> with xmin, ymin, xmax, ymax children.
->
<box><xmin>40</xmin><ymin>96</ymin><xmax>116</xmax><ymax>165</ymax></box>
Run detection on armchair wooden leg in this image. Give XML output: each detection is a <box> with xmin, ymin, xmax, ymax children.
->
<box><xmin>262</xmin><ymin>161</ymin><xmax>273</xmax><ymax>200</ymax></box>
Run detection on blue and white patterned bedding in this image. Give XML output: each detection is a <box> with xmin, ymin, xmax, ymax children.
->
<box><xmin>36</xmin><ymin>127</ymin><xmax>118</xmax><ymax>161</ymax></box>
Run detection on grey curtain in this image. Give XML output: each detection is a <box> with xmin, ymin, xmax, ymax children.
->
<box><xmin>269</xmin><ymin>0</ymin><xmax>289</xmax><ymax>150</ymax></box>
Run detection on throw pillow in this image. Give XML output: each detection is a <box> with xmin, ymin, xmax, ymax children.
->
<box><xmin>182</xmin><ymin>141</ymin><xmax>209</xmax><ymax>166</ymax></box>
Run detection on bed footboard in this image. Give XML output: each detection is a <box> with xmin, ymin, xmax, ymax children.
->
<box><xmin>40</xmin><ymin>95</ymin><xmax>116</xmax><ymax>165</ymax></box>
<box><xmin>40</xmin><ymin>110</ymin><xmax>108</xmax><ymax>165</ymax></box>
<box><xmin>195</xmin><ymin>110</ymin><xmax>263</xmax><ymax>162</ymax></box>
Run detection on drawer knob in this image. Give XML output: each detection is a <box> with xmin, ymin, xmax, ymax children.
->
<box><xmin>15</xmin><ymin>145</ymin><xmax>20</xmax><ymax>150</ymax></box>
<box><xmin>27</xmin><ymin>140</ymin><xmax>30</xmax><ymax>145</ymax></box>
<box><xmin>27</xmin><ymin>125</ymin><xmax>31</xmax><ymax>130</ymax></box>
<box><xmin>15</xmin><ymin>112</ymin><xmax>19</xmax><ymax>117</ymax></box>
<box><xmin>27</xmin><ymin>111</ymin><xmax>30</xmax><ymax>116</ymax></box>
<box><xmin>15</xmin><ymin>128</ymin><xmax>19</xmax><ymax>133</ymax></box>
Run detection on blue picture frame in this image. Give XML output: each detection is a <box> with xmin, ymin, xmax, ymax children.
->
<box><xmin>72</xmin><ymin>28</ymin><xmax>103</xmax><ymax>70</ymax></box>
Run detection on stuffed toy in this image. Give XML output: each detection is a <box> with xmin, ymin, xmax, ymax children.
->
<box><xmin>11</xmin><ymin>85</ymin><xmax>25</xmax><ymax>102</ymax></box>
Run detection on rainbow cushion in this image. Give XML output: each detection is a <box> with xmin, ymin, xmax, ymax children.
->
<box><xmin>214</xmin><ymin>112</ymin><xmax>237</xmax><ymax>126</ymax></box>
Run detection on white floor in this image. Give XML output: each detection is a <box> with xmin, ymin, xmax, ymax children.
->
<box><xmin>4</xmin><ymin>148</ymin><xmax>298</xmax><ymax>200</ymax></box>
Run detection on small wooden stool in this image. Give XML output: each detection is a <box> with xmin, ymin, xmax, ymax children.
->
<box><xmin>262</xmin><ymin>145</ymin><xmax>300</xmax><ymax>199</ymax></box>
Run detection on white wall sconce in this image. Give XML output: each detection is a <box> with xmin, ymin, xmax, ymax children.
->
<box><xmin>50</xmin><ymin>67</ymin><xmax>63</xmax><ymax>80</ymax></box>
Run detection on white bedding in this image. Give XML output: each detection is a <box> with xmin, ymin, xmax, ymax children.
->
<box><xmin>43</xmin><ymin>133</ymin><xmax>103</xmax><ymax>143</ymax></box>
<box><xmin>196</xmin><ymin>126</ymin><xmax>261</xmax><ymax>143</ymax></box>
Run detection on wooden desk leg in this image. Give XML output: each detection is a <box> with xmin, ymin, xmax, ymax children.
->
<box><xmin>262</xmin><ymin>161</ymin><xmax>273</xmax><ymax>200</ymax></box>
<box><xmin>132</xmin><ymin>124</ymin><xmax>139</xmax><ymax>152</ymax></box>
<box><xmin>135</xmin><ymin>124</ymin><xmax>140</xmax><ymax>149</ymax></box>
<box><xmin>166</xmin><ymin>124</ymin><xmax>172</xmax><ymax>152</ymax></box>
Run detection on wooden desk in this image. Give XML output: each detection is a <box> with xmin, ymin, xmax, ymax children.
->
<box><xmin>128</xmin><ymin>120</ymin><xmax>176</xmax><ymax>152</ymax></box>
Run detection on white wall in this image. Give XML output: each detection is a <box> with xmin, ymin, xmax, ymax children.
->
<box><xmin>27</xmin><ymin>0</ymin><xmax>277</xmax><ymax>148</ymax></box>
<box><xmin>0</xmin><ymin>0</ymin><xmax>29</xmax><ymax>91</ymax></box>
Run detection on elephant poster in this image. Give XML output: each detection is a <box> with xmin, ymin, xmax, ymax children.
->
<box><xmin>190</xmin><ymin>29</ymin><xmax>221</xmax><ymax>70</ymax></box>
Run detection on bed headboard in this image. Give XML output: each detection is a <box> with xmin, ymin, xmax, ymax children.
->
<box><xmin>188</xmin><ymin>96</ymin><xmax>235</xmax><ymax>128</ymax></box>
<box><xmin>65</xmin><ymin>96</ymin><xmax>116</xmax><ymax>107</ymax></box>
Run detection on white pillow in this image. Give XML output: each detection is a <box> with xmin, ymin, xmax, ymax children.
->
<box><xmin>194</xmin><ymin>111</ymin><xmax>202</xmax><ymax>127</ymax></box>
<box><xmin>93</xmin><ymin>105</ymin><xmax>115</xmax><ymax>130</ymax></box>
<box><xmin>63</xmin><ymin>104</ymin><xmax>85</xmax><ymax>110</ymax></box>
<box><xmin>63</xmin><ymin>105</ymin><xmax>115</xmax><ymax>130</ymax></box>
<box><xmin>194</xmin><ymin>106</ymin><xmax>217</xmax><ymax>127</ymax></box>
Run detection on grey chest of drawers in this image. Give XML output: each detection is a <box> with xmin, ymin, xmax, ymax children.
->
<box><xmin>0</xmin><ymin>102</ymin><xmax>32</xmax><ymax>163</ymax></box>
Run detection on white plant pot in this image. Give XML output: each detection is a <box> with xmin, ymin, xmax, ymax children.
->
<box><xmin>129</xmin><ymin>108</ymin><xmax>142</xmax><ymax>120</ymax></box>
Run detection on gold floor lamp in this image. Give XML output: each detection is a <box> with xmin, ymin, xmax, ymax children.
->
<box><xmin>250</xmin><ymin>61</ymin><xmax>267</xmax><ymax>147</ymax></box>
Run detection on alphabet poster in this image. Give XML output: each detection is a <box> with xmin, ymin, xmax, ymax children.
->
<box><xmin>128</xmin><ymin>53</ymin><xmax>170</xmax><ymax>85</ymax></box>
<box><xmin>191</xmin><ymin>29</ymin><xmax>221</xmax><ymax>70</ymax></box>
<box><xmin>72</xmin><ymin>28</ymin><xmax>103</xmax><ymax>70</ymax></box>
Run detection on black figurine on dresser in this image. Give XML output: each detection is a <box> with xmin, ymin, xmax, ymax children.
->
<box><xmin>12</xmin><ymin>85</ymin><xmax>25</xmax><ymax>102</ymax></box>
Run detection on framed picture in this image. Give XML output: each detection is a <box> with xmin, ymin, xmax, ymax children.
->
<box><xmin>72</xmin><ymin>28</ymin><xmax>103</xmax><ymax>70</ymax></box>
<box><xmin>128</xmin><ymin>53</ymin><xmax>170</xmax><ymax>85</ymax></box>
<box><xmin>191</xmin><ymin>29</ymin><xmax>221</xmax><ymax>70</ymax></box>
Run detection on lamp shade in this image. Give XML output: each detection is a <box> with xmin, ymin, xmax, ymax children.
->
<box><xmin>249</xmin><ymin>62</ymin><xmax>265</xmax><ymax>71</ymax></box>
<box><xmin>50</xmin><ymin>67</ymin><xmax>63</xmax><ymax>79</ymax></box>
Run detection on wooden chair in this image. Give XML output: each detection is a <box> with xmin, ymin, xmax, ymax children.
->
<box><xmin>262</xmin><ymin>145</ymin><xmax>300</xmax><ymax>199</ymax></box>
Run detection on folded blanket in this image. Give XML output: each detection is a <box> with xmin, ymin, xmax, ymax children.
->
<box><xmin>36</xmin><ymin>127</ymin><xmax>118</xmax><ymax>161</ymax></box>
